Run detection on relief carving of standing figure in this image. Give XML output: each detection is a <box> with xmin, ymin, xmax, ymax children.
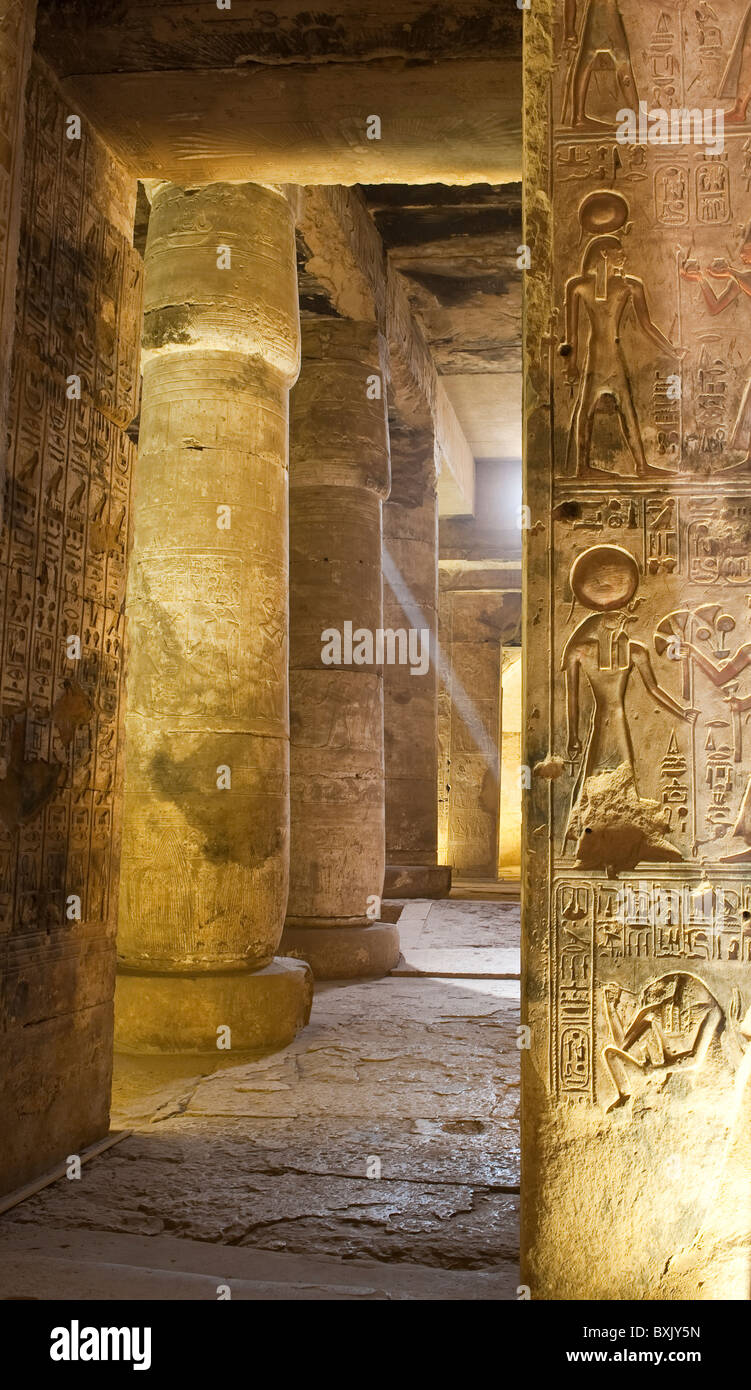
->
<box><xmin>720</xmin><ymin>2</ymin><xmax>751</xmax><ymax>124</ymax></box>
<box><xmin>562</xmin><ymin>545</ymin><xmax>696</xmax><ymax>874</ymax></box>
<box><xmin>561</xmin><ymin>0</ymin><xmax>638</xmax><ymax>129</ymax></box>
<box><xmin>560</xmin><ymin>236</ymin><xmax>683</xmax><ymax>477</ymax></box>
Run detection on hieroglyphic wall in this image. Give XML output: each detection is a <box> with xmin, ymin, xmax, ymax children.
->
<box><xmin>524</xmin><ymin>0</ymin><xmax>751</xmax><ymax>1296</ymax></box>
<box><xmin>0</xmin><ymin>0</ymin><xmax>36</xmax><ymax>508</ymax></box>
<box><xmin>0</xmin><ymin>59</ymin><xmax>141</xmax><ymax>1194</ymax></box>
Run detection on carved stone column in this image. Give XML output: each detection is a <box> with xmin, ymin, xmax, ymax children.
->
<box><xmin>1</xmin><ymin>60</ymin><xmax>142</xmax><ymax>1196</ymax></box>
<box><xmin>525</xmin><ymin>0</ymin><xmax>751</xmax><ymax>1298</ymax></box>
<box><xmin>382</xmin><ymin>423</ymin><xmax>450</xmax><ymax>899</ymax></box>
<box><xmin>0</xmin><ymin>0</ymin><xmax>36</xmax><ymax>514</ymax></box>
<box><xmin>116</xmin><ymin>181</ymin><xmax>312</xmax><ymax>1051</ymax></box>
<box><xmin>280</xmin><ymin>320</ymin><xmax>400</xmax><ymax>979</ymax></box>
<box><xmin>437</xmin><ymin>581</ymin><xmax>521</xmax><ymax>879</ymax></box>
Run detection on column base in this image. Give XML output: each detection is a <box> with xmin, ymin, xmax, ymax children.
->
<box><xmin>280</xmin><ymin>922</ymin><xmax>400</xmax><ymax>980</ymax></box>
<box><xmin>383</xmin><ymin>864</ymin><xmax>452</xmax><ymax>899</ymax></box>
<box><xmin>114</xmin><ymin>958</ymin><xmax>313</xmax><ymax>1055</ymax></box>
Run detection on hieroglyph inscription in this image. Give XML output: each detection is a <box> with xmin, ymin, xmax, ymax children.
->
<box><xmin>542</xmin><ymin>0</ymin><xmax>751</xmax><ymax>1110</ymax></box>
<box><xmin>0</xmin><ymin>68</ymin><xmax>141</xmax><ymax>934</ymax></box>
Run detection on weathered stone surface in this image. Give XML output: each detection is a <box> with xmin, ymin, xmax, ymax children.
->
<box><xmin>523</xmin><ymin>0</ymin><xmax>751</xmax><ymax>1297</ymax></box>
<box><xmin>403</xmin><ymin>897</ymin><xmax>521</xmax><ymax>951</ymax></box>
<box><xmin>383</xmin><ymin>422</ymin><xmax>442</xmax><ymax>874</ymax></box>
<box><xmin>383</xmin><ymin>864</ymin><xmax>452</xmax><ymax>899</ymax></box>
<box><xmin>36</xmin><ymin>0</ymin><xmax>523</xmax><ymax>75</ymax></box>
<box><xmin>0</xmin><ymin>1226</ymin><xmax>516</xmax><ymax>1300</ymax></box>
<box><xmin>297</xmin><ymin>186</ymin><xmax>475</xmax><ymax>515</ymax></box>
<box><xmin>438</xmin><ymin>588</ymin><xmax>518</xmax><ymax>876</ymax></box>
<box><xmin>0</xmin><ymin>0</ymin><xmax>35</xmax><ymax>513</ymax></box>
<box><xmin>0</xmin><ymin>59</ymin><xmax>141</xmax><ymax>1196</ymax></box>
<box><xmin>115</xmin><ymin>959</ymin><xmax>313</xmax><ymax>1054</ymax></box>
<box><xmin>282</xmin><ymin>319</ymin><xmax>398</xmax><ymax>978</ymax></box>
<box><xmin>33</xmin><ymin>2</ymin><xmax>522</xmax><ymax>186</ymax></box>
<box><xmin>2</xmin><ymin>902</ymin><xmax>519</xmax><ymax>1290</ymax></box>
<box><xmin>116</xmin><ymin>180</ymin><xmax>311</xmax><ymax>1050</ymax></box>
<box><xmin>499</xmin><ymin>648</ymin><xmax>522</xmax><ymax>875</ymax></box>
<box><xmin>282</xmin><ymin>923</ymin><xmax>401</xmax><ymax>981</ymax></box>
<box><xmin>364</xmin><ymin>184</ymin><xmax>522</xmax><ymax>375</ymax></box>
<box><xmin>364</xmin><ymin>183</ymin><xmax>522</xmax><ymax>502</ymax></box>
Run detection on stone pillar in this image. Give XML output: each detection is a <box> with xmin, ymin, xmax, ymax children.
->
<box><xmin>0</xmin><ymin>0</ymin><xmax>36</xmax><ymax>513</ymax></box>
<box><xmin>0</xmin><ymin>59</ymin><xmax>142</xmax><ymax>1196</ymax></box>
<box><xmin>280</xmin><ymin>320</ymin><xmax>400</xmax><ymax>979</ymax></box>
<box><xmin>116</xmin><ymin>181</ymin><xmax>312</xmax><ymax>1052</ymax></box>
<box><xmin>382</xmin><ymin>423</ymin><xmax>450</xmax><ymax>899</ymax></box>
<box><xmin>498</xmin><ymin>647</ymin><xmax>522</xmax><ymax>878</ymax></box>
<box><xmin>437</xmin><ymin>582</ymin><xmax>521</xmax><ymax>879</ymax></box>
<box><xmin>524</xmin><ymin>0</ymin><xmax>751</xmax><ymax>1297</ymax></box>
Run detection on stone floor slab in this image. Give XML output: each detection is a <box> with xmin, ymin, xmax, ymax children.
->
<box><xmin>1</xmin><ymin>900</ymin><xmax>520</xmax><ymax>1294</ymax></box>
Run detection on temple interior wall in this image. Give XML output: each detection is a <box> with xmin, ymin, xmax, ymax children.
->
<box><xmin>0</xmin><ymin>54</ymin><xmax>141</xmax><ymax>1191</ymax></box>
<box><xmin>523</xmin><ymin>0</ymin><xmax>751</xmax><ymax>1298</ymax></box>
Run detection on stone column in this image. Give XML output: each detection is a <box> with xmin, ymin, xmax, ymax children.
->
<box><xmin>382</xmin><ymin>423</ymin><xmax>450</xmax><ymax>899</ymax></box>
<box><xmin>524</xmin><ymin>0</ymin><xmax>751</xmax><ymax>1298</ymax></box>
<box><xmin>438</xmin><ymin>587</ymin><xmax>503</xmax><ymax>879</ymax></box>
<box><xmin>280</xmin><ymin>320</ymin><xmax>400</xmax><ymax>979</ymax></box>
<box><xmin>1</xmin><ymin>60</ymin><xmax>142</xmax><ymax>1197</ymax></box>
<box><xmin>0</xmin><ymin>0</ymin><xmax>36</xmax><ymax>514</ymax></box>
<box><xmin>498</xmin><ymin>647</ymin><xmax>522</xmax><ymax>878</ymax></box>
<box><xmin>116</xmin><ymin>181</ymin><xmax>312</xmax><ymax>1051</ymax></box>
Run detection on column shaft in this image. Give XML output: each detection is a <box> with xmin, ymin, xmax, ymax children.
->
<box><xmin>281</xmin><ymin>319</ymin><xmax>400</xmax><ymax>979</ymax></box>
<box><xmin>382</xmin><ymin>424</ymin><xmax>450</xmax><ymax>899</ymax></box>
<box><xmin>116</xmin><ymin>181</ymin><xmax>312</xmax><ymax>1051</ymax></box>
<box><xmin>525</xmin><ymin>0</ymin><xmax>751</xmax><ymax>1297</ymax></box>
<box><xmin>0</xmin><ymin>0</ymin><xmax>35</xmax><ymax>514</ymax></box>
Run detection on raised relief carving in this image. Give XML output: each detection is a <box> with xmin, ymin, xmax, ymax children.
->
<box><xmin>0</xmin><ymin>67</ymin><xmax>139</xmax><ymax>936</ymax></box>
<box><xmin>602</xmin><ymin>972</ymin><xmax>726</xmax><ymax>1110</ymax></box>
<box><xmin>561</xmin><ymin>0</ymin><xmax>638</xmax><ymax>129</ymax></box>
<box><xmin>720</xmin><ymin>1</ymin><xmax>751</xmax><ymax>123</ymax></box>
<box><xmin>560</xmin><ymin>192</ymin><xmax>683</xmax><ymax>477</ymax></box>
<box><xmin>562</xmin><ymin>545</ymin><xmax>696</xmax><ymax>873</ymax></box>
<box><xmin>658</xmin><ymin>600</ymin><xmax>751</xmax><ymax>860</ymax></box>
<box><xmin>681</xmin><ymin>228</ymin><xmax>751</xmax><ymax>471</ymax></box>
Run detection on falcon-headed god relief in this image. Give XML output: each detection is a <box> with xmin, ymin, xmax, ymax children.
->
<box><xmin>560</xmin><ymin>234</ymin><xmax>683</xmax><ymax>477</ymax></box>
<box><xmin>561</xmin><ymin>0</ymin><xmax>638</xmax><ymax>129</ymax></box>
<box><xmin>562</xmin><ymin>545</ymin><xmax>697</xmax><ymax>874</ymax></box>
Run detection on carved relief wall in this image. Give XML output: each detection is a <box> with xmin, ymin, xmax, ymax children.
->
<box><xmin>525</xmin><ymin>0</ymin><xmax>751</xmax><ymax>1297</ymax></box>
<box><xmin>0</xmin><ymin>0</ymin><xmax>36</xmax><ymax>507</ymax></box>
<box><xmin>0</xmin><ymin>59</ymin><xmax>141</xmax><ymax>1194</ymax></box>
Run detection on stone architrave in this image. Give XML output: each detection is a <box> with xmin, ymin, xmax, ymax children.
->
<box><xmin>281</xmin><ymin>319</ymin><xmax>400</xmax><ymax>979</ymax></box>
<box><xmin>524</xmin><ymin>0</ymin><xmax>751</xmax><ymax>1297</ymax></box>
<box><xmin>116</xmin><ymin>181</ymin><xmax>312</xmax><ymax>1051</ymax></box>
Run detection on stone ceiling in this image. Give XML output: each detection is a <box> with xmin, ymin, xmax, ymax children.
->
<box><xmin>362</xmin><ymin>183</ymin><xmax>522</xmax><ymax>466</ymax></box>
<box><xmin>48</xmin><ymin>1</ymin><xmax>523</xmax><ymax>532</ymax></box>
<box><xmin>34</xmin><ymin>0</ymin><xmax>522</xmax><ymax>186</ymax></box>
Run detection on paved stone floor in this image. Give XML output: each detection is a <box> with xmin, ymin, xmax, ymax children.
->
<box><xmin>0</xmin><ymin>899</ymin><xmax>520</xmax><ymax>1300</ymax></box>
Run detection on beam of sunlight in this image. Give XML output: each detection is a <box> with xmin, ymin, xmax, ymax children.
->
<box><xmin>382</xmin><ymin>544</ymin><xmax>499</xmax><ymax>776</ymax></box>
